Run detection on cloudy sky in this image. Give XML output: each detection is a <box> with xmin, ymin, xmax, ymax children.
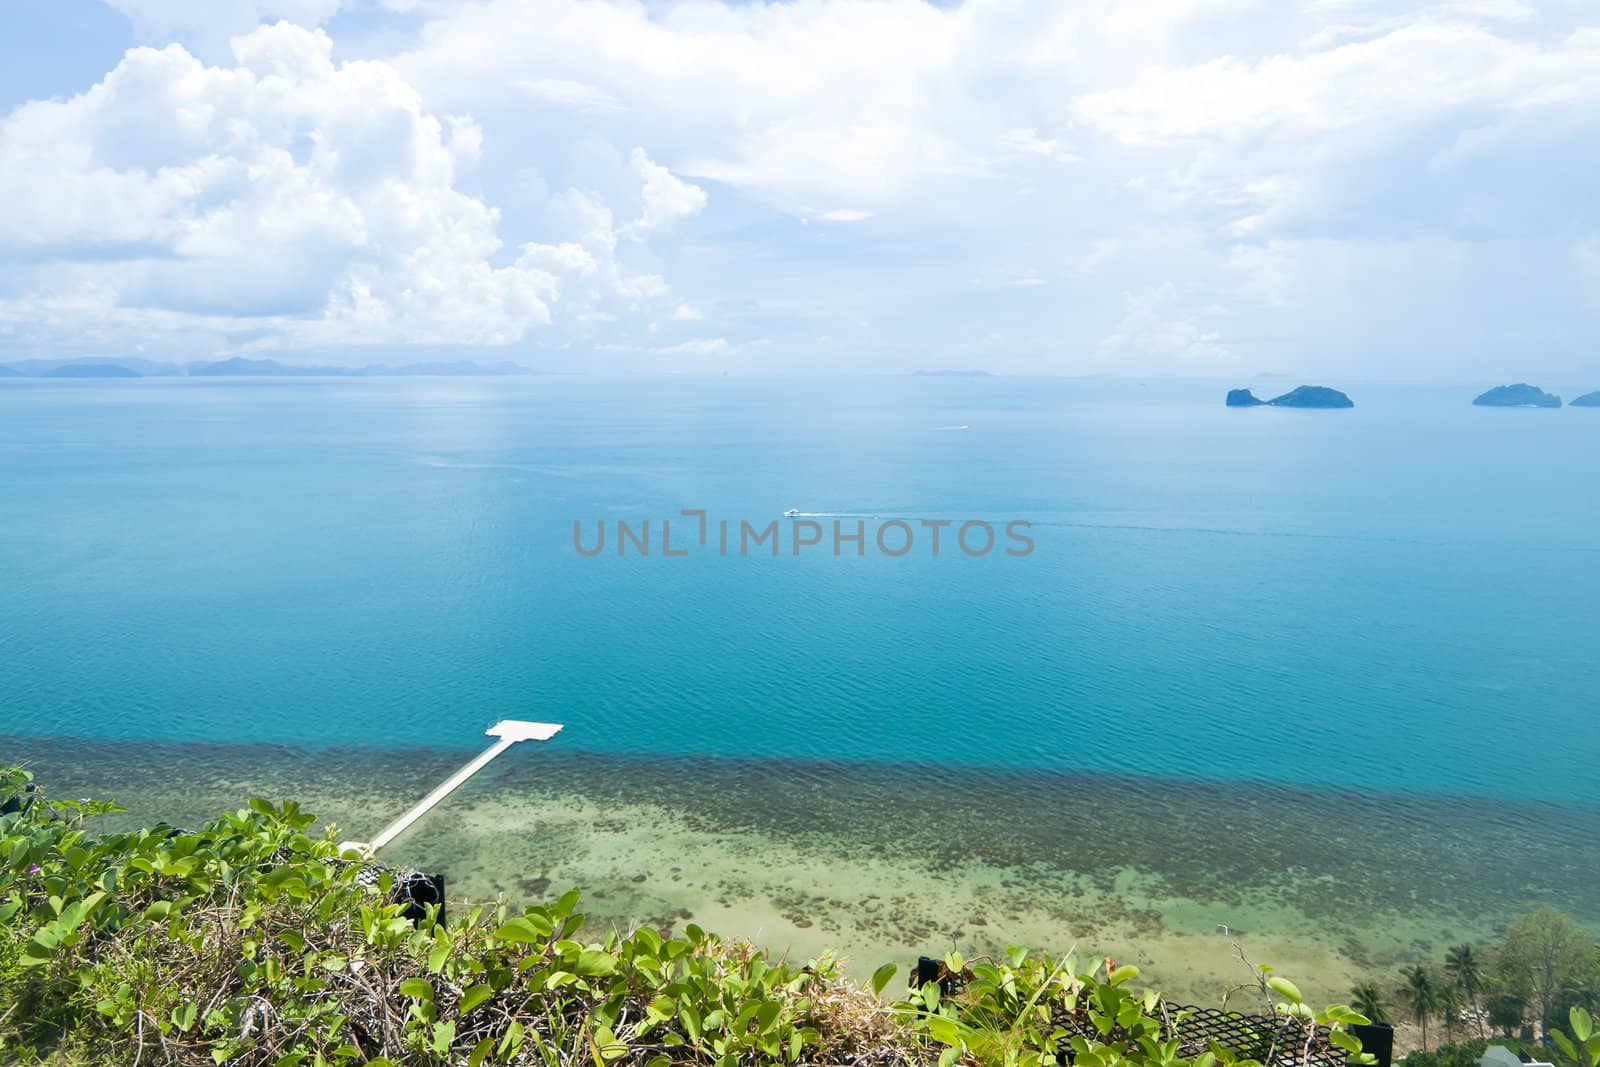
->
<box><xmin>2</xmin><ymin>0</ymin><xmax>1597</xmax><ymax>378</ymax></box>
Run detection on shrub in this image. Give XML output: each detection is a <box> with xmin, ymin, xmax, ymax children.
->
<box><xmin>1</xmin><ymin>768</ymin><xmax>1369</xmax><ymax>1067</ymax></box>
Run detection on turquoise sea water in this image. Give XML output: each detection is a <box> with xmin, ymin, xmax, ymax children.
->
<box><xmin>8</xmin><ymin>374</ymin><xmax>1600</xmax><ymax>993</ymax></box>
<box><xmin>3</xmin><ymin>374</ymin><xmax>1599</xmax><ymax>802</ymax></box>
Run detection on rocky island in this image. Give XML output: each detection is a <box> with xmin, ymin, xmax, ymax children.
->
<box><xmin>42</xmin><ymin>363</ymin><xmax>140</xmax><ymax>379</ymax></box>
<box><xmin>1226</xmin><ymin>385</ymin><xmax>1353</xmax><ymax>408</ymax></box>
<box><xmin>1571</xmin><ymin>391</ymin><xmax>1600</xmax><ymax>407</ymax></box>
<box><xmin>1473</xmin><ymin>383</ymin><xmax>1561</xmax><ymax>408</ymax></box>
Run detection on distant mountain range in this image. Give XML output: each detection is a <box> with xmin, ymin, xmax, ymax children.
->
<box><xmin>44</xmin><ymin>363</ymin><xmax>140</xmax><ymax>378</ymax></box>
<box><xmin>0</xmin><ymin>357</ymin><xmax>548</xmax><ymax>379</ymax></box>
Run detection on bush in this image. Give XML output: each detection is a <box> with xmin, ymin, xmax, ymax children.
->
<box><xmin>1</xmin><ymin>768</ymin><xmax>1369</xmax><ymax>1067</ymax></box>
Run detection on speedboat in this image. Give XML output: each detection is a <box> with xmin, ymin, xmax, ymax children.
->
<box><xmin>783</xmin><ymin>508</ymin><xmax>801</xmax><ymax>517</ymax></box>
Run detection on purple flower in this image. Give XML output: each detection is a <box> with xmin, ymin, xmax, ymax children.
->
<box><xmin>27</xmin><ymin>864</ymin><xmax>40</xmax><ymax>874</ymax></box>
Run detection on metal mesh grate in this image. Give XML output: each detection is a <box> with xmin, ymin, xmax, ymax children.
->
<box><xmin>1052</xmin><ymin>1002</ymin><xmax>1346</xmax><ymax>1067</ymax></box>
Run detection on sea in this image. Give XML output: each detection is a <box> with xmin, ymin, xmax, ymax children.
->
<box><xmin>3</xmin><ymin>374</ymin><xmax>1598</xmax><ymax>999</ymax></box>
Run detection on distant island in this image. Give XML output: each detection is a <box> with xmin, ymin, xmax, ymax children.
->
<box><xmin>912</xmin><ymin>369</ymin><xmax>994</xmax><ymax>377</ymax></box>
<box><xmin>0</xmin><ymin>357</ymin><xmax>544</xmax><ymax>379</ymax></box>
<box><xmin>1226</xmin><ymin>385</ymin><xmax>1353</xmax><ymax>408</ymax></box>
<box><xmin>1571</xmin><ymin>391</ymin><xmax>1600</xmax><ymax>408</ymax></box>
<box><xmin>1473</xmin><ymin>383</ymin><xmax>1561</xmax><ymax>408</ymax></box>
<box><xmin>189</xmin><ymin>357</ymin><xmax>331</xmax><ymax>377</ymax></box>
<box><xmin>43</xmin><ymin>363</ymin><xmax>140</xmax><ymax>379</ymax></box>
<box><xmin>190</xmin><ymin>357</ymin><xmax>541</xmax><ymax>377</ymax></box>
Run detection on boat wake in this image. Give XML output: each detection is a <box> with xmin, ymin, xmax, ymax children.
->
<box><xmin>786</xmin><ymin>512</ymin><xmax>882</xmax><ymax>518</ymax></box>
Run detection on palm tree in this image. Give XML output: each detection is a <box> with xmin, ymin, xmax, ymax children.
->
<box><xmin>1446</xmin><ymin>944</ymin><xmax>1487</xmax><ymax>1038</ymax></box>
<box><xmin>1437</xmin><ymin>982</ymin><xmax>1462</xmax><ymax>1045</ymax></box>
<box><xmin>1352</xmin><ymin>982</ymin><xmax>1391</xmax><ymax>1024</ymax></box>
<box><xmin>1406</xmin><ymin>964</ymin><xmax>1438</xmax><ymax>1050</ymax></box>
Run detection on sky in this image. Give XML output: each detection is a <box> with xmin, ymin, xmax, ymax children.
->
<box><xmin>0</xmin><ymin>0</ymin><xmax>1597</xmax><ymax>378</ymax></box>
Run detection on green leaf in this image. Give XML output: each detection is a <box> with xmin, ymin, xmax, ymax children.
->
<box><xmin>398</xmin><ymin>978</ymin><xmax>434</xmax><ymax>1000</ymax></box>
<box><xmin>681</xmin><ymin>1004</ymin><xmax>702</xmax><ymax>1044</ymax></box>
<box><xmin>1330</xmin><ymin>1030</ymin><xmax>1362</xmax><ymax>1053</ymax></box>
<box><xmin>926</xmin><ymin>1016</ymin><xmax>963</xmax><ymax>1047</ymax></box>
<box><xmin>466</xmin><ymin>1037</ymin><xmax>495</xmax><ymax>1067</ymax></box>
<box><xmin>494</xmin><ymin>917</ymin><xmax>544</xmax><ymax>943</ymax></box>
<box><xmin>1267</xmin><ymin>977</ymin><xmax>1303</xmax><ymax>1005</ymax></box>
<box><xmin>458</xmin><ymin>984</ymin><xmax>493</xmax><ymax>1015</ymax></box>
<box><xmin>1109</xmin><ymin>964</ymin><xmax>1140</xmax><ymax>986</ymax></box>
<box><xmin>497</xmin><ymin>1020</ymin><xmax>524</xmax><ymax>1060</ymax></box>
<box><xmin>871</xmin><ymin>962</ymin><xmax>897</xmax><ymax>997</ymax></box>
<box><xmin>553</xmin><ymin>887</ymin><xmax>581</xmax><ymax>917</ymax></box>
<box><xmin>576</xmin><ymin>948</ymin><xmax>617</xmax><ymax>977</ymax></box>
<box><xmin>1574</xmin><ymin>1007</ymin><xmax>1594</xmax><ymax>1044</ymax></box>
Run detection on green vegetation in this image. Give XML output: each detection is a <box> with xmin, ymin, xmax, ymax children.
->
<box><xmin>1443</xmin><ymin>946</ymin><xmax>1485</xmax><ymax>1040</ymax></box>
<box><xmin>1497</xmin><ymin>909</ymin><xmax>1600</xmax><ymax>1034</ymax></box>
<box><xmin>1405</xmin><ymin>1007</ymin><xmax>1600</xmax><ymax>1067</ymax></box>
<box><xmin>1</xmin><ymin>767</ymin><xmax>1375</xmax><ymax>1067</ymax></box>
<box><xmin>1385</xmin><ymin>912</ymin><xmax>1600</xmax><ymax>1058</ymax></box>
<box><xmin>1351</xmin><ymin>984</ymin><xmax>1390</xmax><ymax>1025</ymax></box>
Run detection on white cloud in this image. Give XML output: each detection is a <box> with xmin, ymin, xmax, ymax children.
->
<box><xmin>1573</xmin><ymin>238</ymin><xmax>1600</xmax><ymax>313</ymax></box>
<box><xmin>1073</xmin><ymin>24</ymin><xmax>1600</xmax><ymax>146</ymax></box>
<box><xmin>998</xmin><ymin>128</ymin><xmax>1081</xmax><ymax>165</ymax></box>
<box><xmin>1227</xmin><ymin>242</ymin><xmax>1305</xmax><ymax>308</ymax></box>
<box><xmin>596</xmin><ymin>336</ymin><xmax>762</xmax><ymax>357</ymax></box>
<box><xmin>0</xmin><ymin>25</ymin><xmax>704</xmax><ymax>356</ymax></box>
<box><xmin>513</xmin><ymin>78</ymin><xmax>624</xmax><ymax>114</ymax></box>
<box><xmin>969</xmin><ymin>268</ymin><xmax>1048</xmax><ymax>289</ymax></box>
<box><xmin>656</xmin><ymin>337</ymin><xmax>734</xmax><ymax>356</ymax></box>
<box><xmin>508</xmin><ymin>148</ymin><xmax>706</xmax><ymax>335</ymax></box>
<box><xmin>104</xmin><ymin>0</ymin><xmax>347</xmax><ymax>56</ymax></box>
<box><xmin>1097</xmin><ymin>284</ymin><xmax>1231</xmax><ymax>365</ymax></box>
<box><xmin>1073</xmin><ymin>240</ymin><xmax>1122</xmax><ymax>276</ymax></box>
<box><xmin>621</xmin><ymin>147</ymin><xmax>707</xmax><ymax>239</ymax></box>
<box><xmin>10</xmin><ymin>0</ymin><xmax>1597</xmax><ymax>373</ymax></box>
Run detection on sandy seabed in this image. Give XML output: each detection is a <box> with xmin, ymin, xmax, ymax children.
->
<box><xmin>11</xmin><ymin>736</ymin><xmax>1599</xmax><ymax>1007</ymax></box>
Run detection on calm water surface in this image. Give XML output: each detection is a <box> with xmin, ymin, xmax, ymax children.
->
<box><xmin>3</xmin><ymin>375</ymin><xmax>1599</xmax><ymax>989</ymax></box>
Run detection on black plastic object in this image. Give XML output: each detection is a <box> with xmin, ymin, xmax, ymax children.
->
<box><xmin>1349</xmin><ymin>1022</ymin><xmax>1393</xmax><ymax>1067</ymax></box>
<box><xmin>353</xmin><ymin>862</ymin><xmax>446</xmax><ymax>927</ymax></box>
<box><xmin>0</xmin><ymin>784</ymin><xmax>41</xmax><ymax>816</ymax></box>
<box><xmin>393</xmin><ymin>870</ymin><xmax>446</xmax><ymax>926</ymax></box>
<box><xmin>912</xmin><ymin>956</ymin><xmax>962</xmax><ymax>995</ymax></box>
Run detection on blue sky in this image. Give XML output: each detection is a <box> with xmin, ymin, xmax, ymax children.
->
<box><xmin>1</xmin><ymin>0</ymin><xmax>1597</xmax><ymax>378</ymax></box>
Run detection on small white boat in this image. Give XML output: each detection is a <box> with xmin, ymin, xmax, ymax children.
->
<box><xmin>783</xmin><ymin>508</ymin><xmax>801</xmax><ymax>517</ymax></box>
